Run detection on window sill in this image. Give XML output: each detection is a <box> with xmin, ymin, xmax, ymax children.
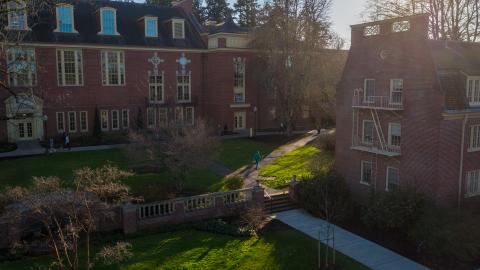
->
<box><xmin>467</xmin><ymin>148</ymin><xmax>480</xmax><ymax>153</ymax></box>
<box><xmin>177</xmin><ymin>100</ymin><xmax>192</xmax><ymax>103</ymax></box>
<box><xmin>465</xmin><ymin>192</ymin><xmax>480</xmax><ymax>198</ymax></box>
<box><xmin>360</xmin><ymin>181</ymin><xmax>371</xmax><ymax>186</ymax></box>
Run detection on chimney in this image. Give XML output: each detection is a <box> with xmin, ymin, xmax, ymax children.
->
<box><xmin>172</xmin><ymin>0</ymin><xmax>193</xmax><ymax>14</ymax></box>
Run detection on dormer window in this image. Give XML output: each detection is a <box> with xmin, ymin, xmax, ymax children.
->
<box><xmin>172</xmin><ymin>19</ymin><xmax>185</xmax><ymax>39</ymax></box>
<box><xmin>99</xmin><ymin>7</ymin><xmax>119</xmax><ymax>35</ymax></box>
<box><xmin>145</xmin><ymin>17</ymin><xmax>158</xmax><ymax>37</ymax></box>
<box><xmin>55</xmin><ymin>4</ymin><xmax>76</xmax><ymax>33</ymax></box>
<box><xmin>7</xmin><ymin>1</ymin><xmax>28</xmax><ymax>30</ymax></box>
<box><xmin>467</xmin><ymin>77</ymin><xmax>480</xmax><ymax>106</ymax></box>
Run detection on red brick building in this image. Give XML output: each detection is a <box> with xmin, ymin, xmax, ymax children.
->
<box><xmin>0</xmin><ymin>0</ymin><xmax>318</xmax><ymax>144</ymax></box>
<box><xmin>336</xmin><ymin>14</ymin><xmax>480</xmax><ymax>207</ymax></box>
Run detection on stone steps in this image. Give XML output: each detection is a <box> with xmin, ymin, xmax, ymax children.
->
<box><xmin>264</xmin><ymin>193</ymin><xmax>297</xmax><ymax>214</ymax></box>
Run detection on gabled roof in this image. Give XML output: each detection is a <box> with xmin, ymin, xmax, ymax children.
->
<box><xmin>429</xmin><ymin>40</ymin><xmax>480</xmax><ymax>75</ymax></box>
<box><xmin>207</xmin><ymin>16</ymin><xmax>248</xmax><ymax>35</ymax></box>
<box><xmin>15</xmin><ymin>0</ymin><xmax>205</xmax><ymax>49</ymax></box>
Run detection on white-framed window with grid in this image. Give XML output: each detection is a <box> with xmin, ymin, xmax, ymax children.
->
<box><xmin>467</xmin><ymin>77</ymin><xmax>480</xmax><ymax>106</ymax></box>
<box><xmin>469</xmin><ymin>125</ymin><xmax>480</xmax><ymax>151</ymax></box>
<box><xmin>390</xmin><ymin>79</ymin><xmax>403</xmax><ymax>104</ymax></box>
<box><xmin>122</xmin><ymin>109</ymin><xmax>129</xmax><ymax>129</ymax></box>
<box><xmin>7</xmin><ymin>1</ymin><xmax>28</xmax><ymax>30</ymax></box>
<box><xmin>158</xmin><ymin>108</ymin><xmax>168</xmax><ymax>127</ymax></box>
<box><xmin>233</xmin><ymin>57</ymin><xmax>245</xmax><ymax>103</ymax></box>
<box><xmin>172</xmin><ymin>19</ymin><xmax>185</xmax><ymax>39</ymax></box>
<box><xmin>362</xmin><ymin>120</ymin><xmax>374</xmax><ymax>144</ymax></box>
<box><xmin>147</xmin><ymin>107</ymin><xmax>156</xmax><ymax>128</ymax></box>
<box><xmin>145</xmin><ymin>16</ymin><xmax>158</xmax><ymax>37</ymax></box>
<box><xmin>101</xmin><ymin>51</ymin><xmax>125</xmax><ymax>86</ymax></box>
<box><xmin>6</xmin><ymin>47</ymin><xmax>36</xmax><ymax>87</ymax></box>
<box><xmin>185</xmin><ymin>107</ymin><xmax>194</xmax><ymax>125</ymax></box>
<box><xmin>177</xmin><ymin>73</ymin><xmax>191</xmax><ymax>102</ymax></box>
<box><xmin>364</xmin><ymin>79</ymin><xmax>375</xmax><ymax>102</ymax></box>
<box><xmin>101</xmin><ymin>110</ymin><xmax>109</xmax><ymax>131</ymax></box>
<box><xmin>56</xmin><ymin>112</ymin><xmax>65</xmax><ymax>132</ymax></box>
<box><xmin>55</xmin><ymin>4</ymin><xmax>76</xmax><ymax>33</ymax></box>
<box><xmin>57</xmin><ymin>49</ymin><xmax>83</xmax><ymax>86</ymax></box>
<box><xmin>80</xmin><ymin>111</ymin><xmax>88</xmax><ymax>132</ymax></box>
<box><xmin>149</xmin><ymin>73</ymin><xmax>164</xmax><ymax>103</ymax></box>
<box><xmin>175</xmin><ymin>107</ymin><xmax>183</xmax><ymax>124</ymax></box>
<box><xmin>360</xmin><ymin>160</ymin><xmax>373</xmax><ymax>185</ymax></box>
<box><xmin>388</xmin><ymin>123</ymin><xmax>401</xmax><ymax>147</ymax></box>
<box><xmin>466</xmin><ymin>170</ymin><xmax>480</xmax><ymax>197</ymax></box>
<box><xmin>392</xmin><ymin>21</ymin><xmax>410</xmax><ymax>32</ymax></box>
<box><xmin>364</xmin><ymin>25</ymin><xmax>380</xmax><ymax>36</ymax></box>
<box><xmin>386</xmin><ymin>167</ymin><xmax>400</xmax><ymax>191</ymax></box>
<box><xmin>111</xmin><ymin>110</ymin><xmax>119</xmax><ymax>130</ymax></box>
<box><xmin>68</xmin><ymin>111</ymin><xmax>76</xmax><ymax>132</ymax></box>
<box><xmin>99</xmin><ymin>7</ymin><xmax>119</xmax><ymax>35</ymax></box>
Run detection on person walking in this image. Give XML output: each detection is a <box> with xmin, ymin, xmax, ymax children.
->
<box><xmin>64</xmin><ymin>132</ymin><xmax>71</xmax><ymax>150</ymax></box>
<box><xmin>253</xmin><ymin>150</ymin><xmax>262</xmax><ymax>170</ymax></box>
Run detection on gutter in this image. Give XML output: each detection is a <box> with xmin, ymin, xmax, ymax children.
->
<box><xmin>458</xmin><ymin>115</ymin><xmax>469</xmax><ymax>208</ymax></box>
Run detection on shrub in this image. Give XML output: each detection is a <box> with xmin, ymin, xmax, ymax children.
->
<box><xmin>240</xmin><ymin>206</ymin><xmax>267</xmax><ymax>234</ymax></box>
<box><xmin>223</xmin><ymin>176</ymin><xmax>244</xmax><ymax>190</ymax></box>
<box><xmin>295</xmin><ymin>173</ymin><xmax>351</xmax><ymax>223</ymax></box>
<box><xmin>316</xmin><ymin>132</ymin><xmax>335</xmax><ymax>153</ymax></box>
<box><xmin>362</xmin><ymin>188</ymin><xmax>425</xmax><ymax>235</ymax></box>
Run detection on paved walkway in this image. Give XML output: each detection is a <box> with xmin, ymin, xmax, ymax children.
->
<box><xmin>272</xmin><ymin>209</ymin><xmax>431</xmax><ymax>270</ymax></box>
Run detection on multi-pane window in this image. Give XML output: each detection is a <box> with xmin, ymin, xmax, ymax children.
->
<box><xmin>68</xmin><ymin>111</ymin><xmax>76</xmax><ymax>132</ymax></box>
<box><xmin>389</xmin><ymin>123</ymin><xmax>401</xmax><ymax>147</ymax></box>
<box><xmin>101</xmin><ymin>110</ymin><xmax>109</xmax><ymax>131</ymax></box>
<box><xmin>147</xmin><ymin>107</ymin><xmax>156</xmax><ymax>128</ymax></box>
<box><xmin>172</xmin><ymin>19</ymin><xmax>185</xmax><ymax>39</ymax></box>
<box><xmin>149</xmin><ymin>74</ymin><xmax>164</xmax><ymax>103</ymax></box>
<box><xmin>386</xmin><ymin>167</ymin><xmax>400</xmax><ymax>191</ymax></box>
<box><xmin>361</xmin><ymin>161</ymin><xmax>373</xmax><ymax>185</ymax></box>
<box><xmin>470</xmin><ymin>125</ymin><xmax>480</xmax><ymax>151</ymax></box>
<box><xmin>392</xmin><ymin>21</ymin><xmax>410</xmax><ymax>32</ymax></box>
<box><xmin>122</xmin><ymin>109</ymin><xmax>129</xmax><ymax>129</ymax></box>
<box><xmin>111</xmin><ymin>110</ymin><xmax>119</xmax><ymax>130</ymax></box>
<box><xmin>101</xmin><ymin>51</ymin><xmax>125</xmax><ymax>85</ymax></box>
<box><xmin>177</xmin><ymin>74</ymin><xmax>191</xmax><ymax>102</ymax></box>
<box><xmin>364</xmin><ymin>25</ymin><xmax>379</xmax><ymax>36</ymax></box>
<box><xmin>185</xmin><ymin>107</ymin><xmax>194</xmax><ymax>125</ymax></box>
<box><xmin>80</xmin><ymin>111</ymin><xmax>88</xmax><ymax>132</ymax></box>
<box><xmin>234</xmin><ymin>111</ymin><xmax>246</xmax><ymax>130</ymax></box>
<box><xmin>364</xmin><ymin>79</ymin><xmax>375</xmax><ymax>101</ymax></box>
<box><xmin>7</xmin><ymin>1</ymin><xmax>27</xmax><ymax>30</ymax></box>
<box><xmin>6</xmin><ymin>47</ymin><xmax>36</xmax><ymax>87</ymax></box>
<box><xmin>56</xmin><ymin>112</ymin><xmax>65</xmax><ymax>132</ymax></box>
<box><xmin>56</xmin><ymin>4</ymin><xmax>75</xmax><ymax>33</ymax></box>
<box><xmin>467</xmin><ymin>77</ymin><xmax>480</xmax><ymax>106</ymax></box>
<box><xmin>145</xmin><ymin>17</ymin><xmax>158</xmax><ymax>37</ymax></box>
<box><xmin>158</xmin><ymin>108</ymin><xmax>168</xmax><ymax>127</ymax></box>
<box><xmin>100</xmin><ymin>8</ymin><xmax>117</xmax><ymax>35</ymax></box>
<box><xmin>302</xmin><ymin>105</ymin><xmax>310</xmax><ymax>119</ymax></box>
<box><xmin>362</xmin><ymin>120</ymin><xmax>374</xmax><ymax>144</ymax></box>
<box><xmin>466</xmin><ymin>170</ymin><xmax>480</xmax><ymax>197</ymax></box>
<box><xmin>390</xmin><ymin>79</ymin><xmax>403</xmax><ymax>104</ymax></box>
<box><xmin>233</xmin><ymin>57</ymin><xmax>245</xmax><ymax>103</ymax></box>
<box><xmin>175</xmin><ymin>107</ymin><xmax>183</xmax><ymax>124</ymax></box>
<box><xmin>57</xmin><ymin>49</ymin><xmax>83</xmax><ymax>86</ymax></box>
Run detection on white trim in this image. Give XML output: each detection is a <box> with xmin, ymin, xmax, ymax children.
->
<box><xmin>176</xmin><ymin>72</ymin><xmax>191</xmax><ymax>103</ymax></box>
<box><xmin>6</xmin><ymin>1</ymin><xmax>30</xmax><ymax>31</ymax></box>
<box><xmin>468</xmin><ymin>124</ymin><xmax>480</xmax><ymax>152</ymax></box>
<box><xmin>234</xmin><ymin>111</ymin><xmax>246</xmax><ymax>130</ymax></box>
<box><xmin>386</xmin><ymin>166</ymin><xmax>400</xmax><ymax>191</ymax></box>
<box><xmin>101</xmin><ymin>50</ymin><xmax>125</xmax><ymax>86</ymax></box>
<box><xmin>388</xmin><ymin>122</ymin><xmax>401</xmax><ymax>147</ymax></box>
<box><xmin>185</xmin><ymin>106</ymin><xmax>195</xmax><ymax>125</ymax></box>
<box><xmin>56</xmin><ymin>48</ymin><xmax>83</xmax><ymax>86</ymax></box>
<box><xmin>149</xmin><ymin>71</ymin><xmax>164</xmax><ymax>103</ymax></box>
<box><xmin>363</xmin><ymin>78</ymin><xmax>375</xmax><ymax>102</ymax></box>
<box><xmin>54</xmin><ymin>4</ymin><xmax>78</xmax><ymax>33</ymax></box>
<box><xmin>389</xmin><ymin>79</ymin><xmax>403</xmax><ymax>105</ymax></box>
<box><xmin>56</xmin><ymin>112</ymin><xmax>65</xmax><ymax>133</ymax></box>
<box><xmin>111</xmin><ymin>110</ymin><xmax>120</xmax><ymax>130</ymax></box>
<box><xmin>98</xmin><ymin>7</ymin><xmax>120</xmax><ymax>36</ymax></box>
<box><xmin>144</xmin><ymin>16</ymin><xmax>158</xmax><ymax>38</ymax></box>
<box><xmin>79</xmin><ymin>111</ymin><xmax>88</xmax><ymax>132</ymax></box>
<box><xmin>6</xmin><ymin>47</ymin><xmax>37</xmax><ymax>87</ymax></box>
<box><xmin>362</xmin><ymin>120</ymin><xmax>374</xmax><ymax>144</ymax></box>
<box><xmin>147</xmin><ymin>107</ymin><xmax>156</xmax><ymax>128</ymax></box>
<box><xmin>172</xmin><ymin>18</ymin><xmax>185</xmax><ymax>39</ymax></box>
<box><xmin>122</xmin><ymin>109</ymin><xmax>129</xmax><ymax>129</ymax></box>
<box><xmin>230</xmin><ymin>104</ymin><xmax>251</xmax><ymax>108</ymax></box>
<box><xmin>68</xmin><ymin>111</ymin><xmax>77</xmax><ymax>133</ymax></box>
<box><xmin>100</xmin><ymin>110</ymin><xmax>109</xmax><ymax>131</ymax></box>
<box><xmin>467</xmin><ymin>76</ymin><xmax>480</xmax><ymax>107</ymax></box>
<box><xmin>465</xmin><ymin>169</ymin><xmax>480</xmax><ymax>197</ymax></box>
<box><xmin>158</xmin><ymin>108</ymin><xmax>168</xmax><ymax>127</ymax></box>
<box><xmin>360</xmin><ymin>160</ymin><xmax>372</xmax><ymax>186</ymax></box>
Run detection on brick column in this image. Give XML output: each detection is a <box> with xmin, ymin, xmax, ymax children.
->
<box><xmin>252</xmin><ymin>183</ymin><xmax>265</xmax><ymax>210</ymax></box>
<box><xmin>289</xmin><ymin>175</ymin><xmax>298</xmax><ymax>203</ymax></box>
<box><xmin>122</xmin><ymin>204</ymin><xmax>138</xmax><ymax>235</ymax></box>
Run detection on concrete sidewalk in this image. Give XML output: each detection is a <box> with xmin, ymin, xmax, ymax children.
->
<box><xmin>272</xmin><ymin>209</ymin><xmax>430</xmax><ymax>270</ymax></box>
<box><xmin>0</xmin><ymin>143</ymin><xmax>127</xmax><ymax>159</ymax></box>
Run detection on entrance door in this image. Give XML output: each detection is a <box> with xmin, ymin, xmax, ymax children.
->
<box><xmin>234</xmin><ymin>111</ymin><xmax>246</xmax><ymax>130</ymax></box>
<box><xmin>17</xmin><ymin>121</ymin><xmax>34</xmax><ymax>140</ymax></box>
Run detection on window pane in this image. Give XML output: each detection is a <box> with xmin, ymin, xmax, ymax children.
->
<box><xmin>102</xmin><ymin>9</ymin><xmax>115</xmax><ymax>35</ymax></box>
<box><xmin>58</xmin><ymin>6</ymin><xmax>73</xmax><ymax>32</ymax></box>
<box><xmin>146</xmin><ymin>18</ymin><xmax>157</xmax><ymax>37</ymax></box>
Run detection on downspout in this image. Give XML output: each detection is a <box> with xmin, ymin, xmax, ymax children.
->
<box><xmin>458</xmin><ymin>115</ymin><xmax>469</xmax><ymax>209</ymax></box>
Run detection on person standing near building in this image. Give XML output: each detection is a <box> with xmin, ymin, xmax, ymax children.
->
<box><xmin>253</xmin><ymin>150</ymin><xmax>262</xmax><ymax>170</ymax></box>
<box><xmin>64</xmin><ymin>132</ymin><xmax>71</xmax><ymax>150</ymax></box>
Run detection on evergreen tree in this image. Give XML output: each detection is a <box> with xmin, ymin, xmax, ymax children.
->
<box><xmin>234</xmin><ymin>0</ymin><xmax>259</xmax><ymax>27</ymax></box>
<box><xmin>193</xmin><ymin>0</ymin><xmax>207</xmax><ymax>24</ymax></box>
<box><xmin>205</xmin><ymin>0</ymin><xmax>230</xmax><ymax>23</ymax></box>
<box><xmin>146</xmin><ymin>0</ymin><xmax>172</xmax><ymax>6</ymax></box>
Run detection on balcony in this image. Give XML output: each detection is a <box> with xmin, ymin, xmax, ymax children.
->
<box><xmin>351</xmin><ymin>136</ymin><xmax>401</xmax><ymax>157</ymax></box>
<box><xmin>352</xmin><ymin>95</ymin><xmax>403</xmax><ymax>110</ymax></box>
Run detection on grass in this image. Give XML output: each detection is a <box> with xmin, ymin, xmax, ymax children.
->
<box><xmin>0</xmin><ymin>229</ymin><xmax>370</xmax><ymax>270</ymax></box>
<box><xmin>260</xmin><ymin>146</ymin><xmax>334</xmax><ymax>189</ymax></box>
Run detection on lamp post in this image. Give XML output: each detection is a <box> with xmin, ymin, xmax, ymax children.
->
<box><xmin>253</xmin><ymin>106</ymin><xmax>258</xmax><ymax>137</ymax></box>
<box><xmin>42</xmin><ymin>114</ymin><xmax>48</xmax><ymax>153</ymax></box>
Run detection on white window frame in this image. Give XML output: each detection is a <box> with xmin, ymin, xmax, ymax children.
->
<box><xmin>364</xmin><ymin>79</ymin><xmax>375</xmax><ymax>103</ymax></box>
<box><xmin>111</xmin><ymin>110</ymin><xmax>119</xmax><ymax>130</ymax></box>
<box><xmin>386</xmin><ymin>166</ymin><xmax>400</xmax><ymax>191</ymax></box>
<box><xmin>362</xmin><ymin>120</ymin><xmax>374</xmax><ymax>145</ymax></box>
<box><xmin>68</xmin><ymin>111</ymin><xmax>77</xmax><ymax>133</ymax></box>
<box><xmin>185</xmin><ymin>107</ymin><xmax>194</xmax><ymax>126</ymax></box>
<box><xmin>392</xmin><ymin>21</ymin><xmax>410</xmax><ymax>32</ymax></box>
<box><xmin>389</xmin><ymin>79</ymin><xmax>403</xmax><ymax>105</ymax></box>
<box><xmin>172</xmin><ymin>18</ymin><xmax>185</xmax><ymax>39</ymax></box>
<box><xmin>122</xmin><ymin>109</ymin><xmax>129</xmax><ymax>129</ymax></box>
<box><xmin>100</xmin><ymin>110</ymin><xmax>109</xmax><ymax>131</ymax></box>
<box><xmin>55</xmin><ymin>4</ymin><xmax>77</xmax><ymax>33</ymax></box>
<box><xmin>388</xmin><ymin>123</ymin><xmax>401</xmax><ymax>148</ymax></box>
<box><xmin>56</xmin><ymin>112</ymin><xmax>65</xmax><ymax>133</ymax></box>
<box><xmin>360</xmin><ymin>160</ymin><xmax>373</xmax><ymax>186</ymax></box>
<box><xmin>176</xmin><ymin>72</ymin><xmax>191</xmax><ymax>103</ymax></box>
<box><xmin>149</xmin><ymin>72</ymin><xmax>164</xmax><ymax>103</ymax></box>
<box><xmin>234</xmin><ymin>111</ymin><xmax>246</xmax><ymax>130</ymax></box>
<box><xmin>147</xmin><ymin>107</ymin><xmax>156</xmax><ymax>128</ymax></box>
<box><xmin>158</xmin><ymin>108</ymin><xmax>168</xmax><ymax>127</ymax></box>
<box><xmin>101</xmin><ymin>50</ymin><xmax>125</xmax><ymax>86</ymax></box>
<box><xmin>364</xmin><ymin>25</ymin><xmax>380</xmax><ymax>36</ymax></box>
<box><xmin>467</xmin><ymin>77</ymin><xmax>480</xmax><ymax>107</ymax></box>
<box><xmin>469</xmin><ymin>124</ymin><xmax>480</xmax><ymax>152</ymax></box>
<box><xmin>57</xmin><ymin>49</ymin><xmax>83</xmax><ymax>86</ymax></box>
<box><xmin>79</xmin><ymin>111</ymin><xmax>88</xmax><ymax>132</ymax></box>
<box><xmin>144</xmin><ymin>16</ymin><xmax>158</xmax><ymax>37</ymax></box>
<box><xmin>465</xmin><ymin>170</ymin><xmax>480</xmax><ymax>197</ymax></box>
<box><xmin>99</xmin><ymin>7</ymin><xmax>119</xmax><ymax>35</ymax></box>
<box><xmin>6</xmin><ymin>47</ymin><xmax>37</xmax><ymax>87</ymax></box>
<box><xmin>7</xmin><ymin>1</ymin><xmax>29</xmax><ymax>30</ymax></box>
<box><xmin>233</xmin><ymin>57</ymin><xmax>245</xmax><ymax>104</ymax></box>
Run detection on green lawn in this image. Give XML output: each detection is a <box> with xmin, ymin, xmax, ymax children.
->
<box><xmin>260</xmin><ymin>146</ymin><xmax>334</xmax><ymax>189</ymax></box>
<box><xmin>0</xmin><ymin>229</ymin><xmax>369</xmax><ymax>270</ymax></box>
<box><xmin>215</xmin><ymin>136</ymin><xmax>295</xmax><ymax>170</ymax></box>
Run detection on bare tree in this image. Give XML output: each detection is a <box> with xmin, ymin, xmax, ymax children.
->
<box><xmin>363</xmin><ymin>0</ymin><xmax>480</xmax><ymax>41</ymax></box>
<box><xmin>252</xmin><ymin>0</ymin><xmax>333</xmax><ymax>135</ymax></box>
